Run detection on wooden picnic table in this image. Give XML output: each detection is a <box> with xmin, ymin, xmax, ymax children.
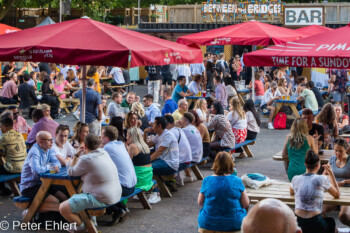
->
<box><xmin>274</xmin><ymin>96</ymin><xmax>300</xmax><ymax>119</ymax></box>
<box><xmin>273</xmin><ymin>150</ymin><xmax>333</xmax><ymax>164</ymax></box>
<box><xmin>100</xmin><ymin>76</ymin><xmax>112</xmax><ymax>81</ymax></box>
<box><xmin>186</xmin><ymin>95</ymin><xmax>211</xmax><ymax>106</ymax></box>
<box><xmin>59</xmin><ymin>98</ymin><xmax>80</xmax><ymax>114</ymax></box>
<box><xmin>246</xmin><ymin>180</ymin><xmax>350</xmax><ymax>206</ymax></box>
<box><xmin>237</xmin><ymin>89</ymin><xmax>250</xmax><ymax>105</ymax></box>
<box><xmin>22</xmin><ymin>167</ymin><xmax>98</xmax><ymax>233</ymax></box>
<box><xmin>339</xmin><ymin>134</ymin><xmax>350</xmax><ymax>138</ymax></box>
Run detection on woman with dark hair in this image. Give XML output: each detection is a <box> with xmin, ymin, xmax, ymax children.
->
<box><xmin>263</xmin><ymin>75</ymin><xmax>272</xmax><ymax>92</ymax></box>
<box><xmin>190</xmin><ymin>110</ymin><xmax>210</xmax><ymax>158</ymax></box>
<box><xmin>316</xmin><ymin>103</ymin><xmax>338</xmax><ymax>149</ymax></box>
<box><xmin>109</xmin><ymin>116</ymin><xmax>126</xmax><ymax>142</ymax></box>
<box><xmin>41</xmin><ymin>75</ymin><xmax>60</xmax><ymax>119</ymax></box>
<box><xmin>243</xmin><ymin>99</ymin><xmax>260</xmax><ymax>140</ymax></box>
<box><xmin>205</xmin><ymin>102</ymin><xmax>236</xmax><ymax>159</ymax></box>
<box><xmin>206</xmin><ymin>60</ymin><xmax>216</xmax><ymax>91</ymax></box>
<box><xmin>224</xmin><ymin>77</ymin><xmax>238</xmax><ymax>103</ymax></box>
<box><xmin>291</xmin><ymin>150</ymin><xmax>339</xmax><ymax>233</ymax></box>
<box><xmin>87</xmin><ymin>65</ymin><xmax>101</xmax><ymax>93</ymax></box>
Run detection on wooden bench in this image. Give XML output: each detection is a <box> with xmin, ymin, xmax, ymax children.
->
<box><xmin>273</xmin><ymin>150</ymin><xmax>332</xmax><ymax>164</ymax></box>
<box><xmin>221</xmin><ymin>139</ymin><xmax>257</xmax><ymax>158</ymax></box>
<box><xmin>0</xmin><ymin>173</ymin><xmax>21</xmax><ymax>196</ymax></box>
<box><xmin>14</xmin><ymin>180</ymin><xmax>157</xmax><ymax>216</ymax></box>
<box><xmin>0</xmin><ymin>103</ymin><xmax>19</xmax><ymax>108</ymax></box>
<box><xmin>154</xmin><ymin>156</ymin><xmax>209</xmax><ymax>198</ymax></box>
<box><xmin>59</xmin><ymin>98</ymin><xmax>80</xmax><ymax>114</ymax></box>
<box><xmin>108</xmin><ymin>83</ymin><xmax>136</xmax><ymax>92</ymax></box>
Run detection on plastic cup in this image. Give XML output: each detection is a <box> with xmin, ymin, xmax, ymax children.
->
<box><xmin>50</xmin><ymin>164</ymin><xmax>56</xmax><ymax>174</ymax></box>
<box><xmin>203</xmin><ymin>91</ymin><xmax>206</xmax><ymax>97</ymax></box>
<box><xmin>106</xmin><ymin>118</ymin><xmax>110</xmax><ymax>124</ymax></box>
<box><xmin>287</xmin><ymin>95</ymin><xmax>290</xmax><ymax>100</ymax></box>
<box><xmin>282</xmin><ymin>95</ymin><xmax>286</xmax><ymax>100</ymax></box>
<box><xmin>22</xmin><ymin>133</ymin><xmax>28</xmax><ymax>141</ymax></box>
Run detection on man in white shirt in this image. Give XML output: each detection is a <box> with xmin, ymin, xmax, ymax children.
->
<box><xmin>177</xmin><ymin>64</ymin><xmax>191</xmax><ymax>85</ymax></box>
<box><xmin>177</xmin><ymin>112</ymin><xmax>203</xmax><ymax>183</ymax></box>
<box><xmin>260</xmin><ymin>81</ymin><xmax>281</xmax><ymax>130</ymax></box>
<box><xmin>109</xmin><ymin>66</ymin><xmax>125</xmax><ymax>85</ymax></box>
<box><xmin>52</xmin><ymin>125</ymin><xmax>76</xmax><ymax>167</ymax></box>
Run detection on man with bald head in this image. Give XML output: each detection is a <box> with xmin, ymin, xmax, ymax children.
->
<box><xmin>172</xmin><ymin>99</ymin><xmax>188</xmax><ymax>122</ymax></box>
<box><xmin>242</xmin><ymin>198</ymin><xmax>302</xmax><ymax>233</ymax></box>
<box><xmin>20</xmin><ymin>131</ymin><xmax>66</xmax><ymax>214</ymax></box>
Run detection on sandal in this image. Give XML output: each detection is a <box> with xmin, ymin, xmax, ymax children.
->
<box><xmin>236</xmin><ymin>152</ymin><xmax>247</xmax><ymax>159</ymax></box>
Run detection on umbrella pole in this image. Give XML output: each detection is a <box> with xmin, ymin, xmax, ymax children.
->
<box><xmin>251</xmin><ymin>45</ymin><xmax>255</xmax><ymax>102</ymax></box>
<box><xmin>81</xmin><ymin>65</ymin><xmax>87</xmax><ymax>123</ymax></box>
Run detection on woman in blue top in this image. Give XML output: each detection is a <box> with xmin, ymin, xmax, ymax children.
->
<box><xmin>197</xmin><ymin>151</ymin><xmax>249</xmax><ymax>232</ymax></box>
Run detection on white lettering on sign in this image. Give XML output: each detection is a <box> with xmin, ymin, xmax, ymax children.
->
<box><xmin>284</xmin><ymin>7</ymin><xmax>323</xmax><ymax>26</ymax></box>
<box><xmin>271</xmin><ymin>56</ymin><xmax>350</xmax><ymax>69</ymax></box>
<box><xmin>316</xmin><ymin>43</ymin><xmax>350</xmax><ymax>51</ymax></box>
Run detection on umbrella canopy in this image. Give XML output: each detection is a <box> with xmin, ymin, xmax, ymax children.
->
<box><xmin>0</xmin><ymin>23</ymin><xmax>21</xmax><ymax>34</ymax></box>
<box><xmin>0</xmin><ymin>18</ymin><xmax>202</xmax><ymax>67</ymax></box>
<box><xmin>36</xmin><ymin>17</ymin><xmax>56</xmax><ymax>27</ymax></box>
<box><xmin>296</xmin><ymin>25</ymin><xmax>333</xmax><ymax>37</ymax></box>
<box><xmin>243</xmin><ymin>24</ymin><xmax>350</xmax><ymax>69</ymax></box>
<box><xmin>177</xmin><ymin>21</ymin><xmax>303</xmax><ymax>46</ymax></box>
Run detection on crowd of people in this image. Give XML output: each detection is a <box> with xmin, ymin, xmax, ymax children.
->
<box><xmin>0</xmin><ymin>58</ymin><xmax>349</xmax><ymax>233</ymax></box>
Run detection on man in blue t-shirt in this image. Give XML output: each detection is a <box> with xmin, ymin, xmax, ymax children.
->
<box><xmin>162</xmin><ymin>87</ymin><xmax>178</xmax><ymax>116</ymax></box>
<box><xmin>171</xmin><ymin>75</ymin><xmax>193</xmax><ymax>104</ymax></box>
<box><xmin>74</xmin><ymin>78</ymin><xmax>102</xmax><ymax>136</ymax></box>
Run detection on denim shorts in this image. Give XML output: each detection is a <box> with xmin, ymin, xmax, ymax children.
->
<box><xmin>68</xmin><ymin>193</ymin><xmax>109</xmax><ymax>213</ymax></box>
<box><xmin>332</xmin><ymin>92</ymin><xmax>345</xmax><ymax>102</ymax></box>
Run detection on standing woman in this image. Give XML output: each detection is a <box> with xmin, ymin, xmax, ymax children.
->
<box><xmin>282</xmin><ymin>118</ymin><xmax>318</xmax><ymax>181</ymax></box>
<box><xmin>41</xmin><ymin>75</ymin><xmax>60</xmax><ymax>119</ymax></box>
<box><xmin>316</xmin><ymin>103</ymin><xmax>338</xmax><ymax>149</ymax></box>
<box><xmin>87</xmin><ymin>66</ymin><xmax>101</xmax><ymax>94</ymax></box>
<box><xmin>290</xmin><ymin>150</ymin><xmax>339</xmax><ymax>233</ymax></box>
<box><xmin>323</xmin><ymin>138</ymin><xmax>350</xmax><ymax>227</ymax></box>
<box><xmin>198</xmin><ymin>151</ymin><xmax>249</xmax><ymax>232</ymax></box>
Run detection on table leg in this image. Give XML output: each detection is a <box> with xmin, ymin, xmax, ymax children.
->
<box><xmin>273</xmin><ymin>103</ymin><xmax>283</xmax><ymax>118</ymax></box>
<box><xmin>23</xmin><ymin>179</ymin><xmax>53</xmax><ymax>223</ymax></box>
<box><xmin>72</xmin><ymin>103</ymin><xmax>79</xmax><ymax>113</ymax></box>
<box><xmin>63</xmin><ymin>180</ymin><xmax>98</xmax><ymax>233</ymax></box>
<box><xmin>238</xmin><ymin>94</ymin><xmax>245</xmax><ymax>105</ymax></box>
<box><xmin>8</xmin><ymin>180</ymin><xmax>20</xmax><ymax>196</ymax></box>
<box><xmin>290</xmin><ymin>104</ymin><xmax>300</xmax><ymax>118</ymax></box>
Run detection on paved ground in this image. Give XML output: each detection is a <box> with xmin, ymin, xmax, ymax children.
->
<box><xmin>0</xmin><ymin>84</ymin><xmax>346</xmax><ymax>233</ymax></box>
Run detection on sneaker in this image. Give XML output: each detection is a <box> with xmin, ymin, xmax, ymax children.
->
<box><xmin>91</xmin><ymin>216</ymin><xmax>97</xmax><ymax>227</ymax></box>
<box><xmin>183</xmin><ymin>176</ymin><xmax>193</xmax><ymax>183</ymax></box>
<box><xmin>167</xmin><ymin>180</ymin><xmax>178</xmax><ymax>192</ymax></box>
<box><xmin>73</xmin><ymin>111</ymin><xmax>80</xmax><ymax>120</ymax></box>
<box><xmin>22</xmin><ymin>209</ymin><xmax>28</xmax><ymax>220</ymax></box>
<box><xmin>175</xmin><ymin>174</ymin><xmax>184</xmax><ymax>187</ymax></box>
<box><xmin>263</xmin><ymin>109</ymin><xmax>269</xmax><ymax>114</ymax></box>
<box><xmin>0</xmin><ymin>186</ymin><xmax>12</xmax><ymax>196</ymax></box>
<box><xmin>148</xmin><ymin>192</ymin><xmax>161</xmax><ymax>204</ymax></box>
<box><xmin>268</xmin><ymin>122</ymin><xmax>275</xmax><ymax>130</ymax></box>
<box><xmin>133</xmin><ymin>195</ymin><xmax>139</xmax><ymax>200</ymax></box>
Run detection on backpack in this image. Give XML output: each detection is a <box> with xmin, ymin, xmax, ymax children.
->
<box><xmin>273</xmin><ymin>112</ymin><xmax>286</xmax><ymax>129</ymax></box>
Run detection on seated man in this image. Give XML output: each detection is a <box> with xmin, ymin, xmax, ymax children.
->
<box><xmin>171</xmin><ymin>75</ymin><xmax>193</xmax><ymax>104</ymax></box>
<box><xmin>59</xmin><ymin>134</ymin><xmax>122</xmax><ymax>232</ymax></box>
<box><xmin>121</xmin><ymin>92</ymin><xmax>137</xmax><ymax>110</ymax></box>
<box><xmin>7</xmin><ymin>106</ymin><xmax>31</xmax><ymax>133</ymax></box>
<box><xmin>297</xmin><ymin>83</ymin><xmax>319</xmax><ymax>115</ymax></box>
<box><xmin>172</xmin><ymin>99</ymin><xmax>189</xmax><ymax>122</ymax></box>
<box><xmin>27</xmin><ymin>109</ymin><xmax>59</xmax><ymax>144</ymax></box>
<box><xmin>302</xmin><ymin>109</ymin><xmax>324</xmax><ymax>150</ymax></box>
<box><xmin>52</xmin><ymin>125</ymin><xmax>76</xmax><ymax>167</ymax></box>
<box><xmin>144</xmin><ymin>94</ymin><xmax>161</xmax><ymax>124</ymax></box>
<box><xmin>308</xmin><ymin>81</ymin><xmax>324</xmax><ymax>109</ymax></box>
<box><xmin>107</xmin><ymin>92</ymin><xmax>129</xmax><ymax>119</ymax></box>
<box><xmin>162</xmin><ymin>88</ymin><xmax>178</xmax><ymax>116</ymax></box>
<box><xmin>0</xmin><ymin>117</ymin><xmax>27</xmax><ymax>196</ymax></box>
<box><xmin>101</xmin><ymin>126</ymin><xmax>137</xmax><ymax>219</ymax></box>
<box><xmin>18</xmin><ymin>74</ymin><xmax>38</xmax><ymax>117</ymax></box>
<box><xmin>144</xmin><ymin>117</ymin><xmax>179</xmax><ymax>188</ymax></box>
<box><xmin>242</xmin><ymin>198</ymin><xmax>302</xmax><ymax>233</ymax></box>
<box><xmin>0</xmin><ymin>72</ymin><xmax>18</xmax><ymax>104</ymax></box>
<box><xmin>211</xmin><ymin>76</ymin><xmax>228</xmax><ymax>109</ymax></box>
<box><xmin>177</xmin><ymin>112</ymin><xmax>203</xmax><ymax>183</ymax></box>
<box><xmin>164</xmin><ymin>115</ymin><xmax>192</xmax><ymax>186</ymax></box>
<box><xmin>260</xmin><ymin>81</ymin><xmax>281</xmax><ymax>130</ymax></box>
<box><xmin>20</xmin><ymin>131</ymin><xmax>66</xmax><ymax>215</ymax></box>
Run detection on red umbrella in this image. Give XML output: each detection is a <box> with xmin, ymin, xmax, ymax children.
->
<box><xmin>243</xmin><ymin>24</ymin><xmax>350</xmax><ymax>69</ymax></box>
<box><xmin>0</xmin><ymin>23</ymin><xmax>21</xmax><ymax>34</ymax></box>
<box><xmin>0</xmin><ymin>18</ymin><xmax>202</xmax><ymax>67</ymax></box>
<box><xmin>177</xmin><ymin>21</ymin><xmax>303</xmax><ymax>46</ymax></box>
<box><xmin>296</xmin><ymin>25</ymin><xmax>333</xmax><ymax>37</ymax></box>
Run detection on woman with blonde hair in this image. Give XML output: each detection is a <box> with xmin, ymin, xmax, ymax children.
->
<box><xmin>194</xmin><ymin>98</ymin><xmax>208</xmax><ymax>122</ymax></box>
<box><xmin>227</xmin><ymin>98</ymin><xmax>247</xmax><ymax>144</ymax></box>
<box><xmin>126</xmin><ymin>127</ymin><xmax>159</xmax><ymax>203</ymax></box>
<box><xmin>282</xmin><ymin>118</ymin><xmax>318</xmax><ymax>181</ymax></box>
<box><xmin>198</xmin><ymin>151</ymin><xmax>249</xmax><ymax>232</ymax></box>
<box><xmin>277</xmin><ymin>78</ymin><xmax>292</xmax><ymax>96</ymax></box>
<box><xmin>131</xmin><ymin>102</ymin><xmax>149</xmax><ymax>131</ymax></box>
<box><xmin>54</xmin><ymin>73</ymin><xmax>72</xmax><ymax>99</ymax></box>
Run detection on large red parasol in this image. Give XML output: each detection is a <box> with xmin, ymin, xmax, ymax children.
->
<box><xmin>0</xmin><ymin>18</ymin><xmax>202</xmax><ymax>67</ymax></box>
<box><xmin>0</xmin><ymin>23</ymin><xmax>21</xmax><ymax>34</ymax></box>
<box><xmin>243</xmin><ymin>24</ymin><xmax>350</xmax><ymax>69</ymax></box>
<box><xmin>296</xmin><ymin>25</ymin><xmax>333</xmax><ymax>37</ymax></box>
<box><xmin>177</xmin><ymin>21</ymin><xmax>303</xmax><ymax>46</ymax></box>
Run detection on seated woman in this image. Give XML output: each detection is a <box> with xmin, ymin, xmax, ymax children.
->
<box><xmin>316</xmin><ymin>103</ymin><xmax>338</xmax><ymax>149</ymax></box>
<box><xmin>282</xmin><ymin>118</ymin><xmax>318</xmax><ymax>181</ymax></box>
<box><xmin>131</xmin><ymin>102</ymin><xmax>149</xmax><ymax>131</ymax></box>
<box><xmin>263</xmin><ymin>74</ymin><xmax>271</xmax><ymax>92</ymax></box>
<box><xmin>110</xmin><ymin>116</ymin><xmax>126</xmax><ymax>142</ymax></box>
<box><xmin>277</xmin><ymin>78</ymin><xmax>292</xmax><ymax>96</ymax></box>
<box><xmin>124</xmin><ymin>112</ymin><xmax>143</xmax><ymax>137</ymax></box>
<box><xmin>249</xmin><ymin>73</ymin><xmax>265</xmax><ymax>101</ymax></box>
<box><xmin>53</xmin><ymin>73</ymin><xmax>72</xmax><ymax>99</ymax></box>
<box><xmin>198</xmin><ymin>151</ymin><xmax>249</xmax><ymax>233</ymax></box>
<box><xmin>323</xmin><ymin>138</ymin><xmax>350</xmax><ymax>227</ymax></box>
<box><xmin>334</xmin><ymin>104</ymin><xmax>349</xmax><ymax>132</ymax></box>
<box><xmin>37</xmin><ymin>104</ymin><xmax>53</xmax><ymax>120</ymax></box>
<box><xmin>59</xmin><ymin>135</ymin><xmax>122</xmax><ymax>232</ymax></box>
<box><xmin>205</xmin><ymin>102</ymin><xmax>236</xmax><ymax>159</ymax></box>
<box><xmin>188</xmin><ymin>74</ymin><xmax>203</xmax><ymax>96</ymax></box>
<box><xmin>194</xmin><ymin>98</ymin><xmax>209</xmax><ymax>123</ymax></box>
<box><xmin>244</xmin><ymin>99</ymin><xmax>260</xmax><ymax>141</ymax></box>
<box><xmin>70</xmin><ymin>122</ymin><xmax>89</xmax><ymax>149</ymax></box>
<box><xmin>291</xmin><ymin>150</ymin><xmax>339</xmax><ymax>233</ymax></box>
<box><xmin>190</xmin><ymin>110</ymin><xmax>210</xmax><ymax>158</ymax></box>
<box><xmin>224</xmin><ymin>78</ymin><xmax>239</xmax><ymax>105</ymax></box>
<box><xmin>41</xmin><ymin>75</ymin><xmax>60</xmax><ymax>119</ymax></box>
<box><xmin>126</xmin><ymin>127</ymin><xmax>160</xmax><ymax>204</ymax></box>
